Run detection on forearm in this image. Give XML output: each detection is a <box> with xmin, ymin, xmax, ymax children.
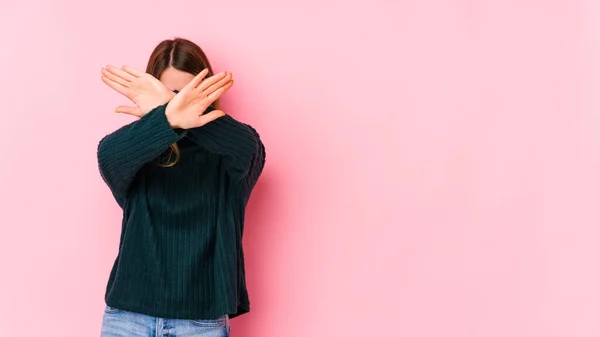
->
<box><xmin>187</xmin><ymin>107</ymin><xmax>258</xmax><ymax>181</ymax></box>
<box><xmin>97</xmin><ymin>102</ymin><xmax>187</xmax><ymax>207</ymax></box>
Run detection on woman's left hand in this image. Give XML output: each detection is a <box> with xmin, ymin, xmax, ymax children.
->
<box><xmin>101</xmin><ymin>65</ymin><xmax>175</xmax><ymax>117</ymax></box>
<box><xmin>164</xmin><ymin>69</ymin><xmax>233</xmax><ymax>129</ymax></box>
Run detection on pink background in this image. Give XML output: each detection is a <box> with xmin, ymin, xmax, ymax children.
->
<box><xmin>1</xmin><ymin>0</ymin><xmax>600</xmax><ymax>336</ymax></box>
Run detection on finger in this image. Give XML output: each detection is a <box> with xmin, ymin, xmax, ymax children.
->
<box><xmin>114</xmin><ymin>105</ymin><xmax>142</xmax><ymax>117</ymax></box>
<box><xmin>195</xmin><ymin>71</ymin><xmax>228</xmax><ymax>94</ymax></box>
<box><xmin>101</xmin><ymin>75</ymin><xmax>130</xmax><ymax>96</ymax></box>
<box><xmin>182</xmin><ymin>68</ymin><xmax>210</xmax><ymax>94</ymax></box>
<box><xmin>204</xmin><ymin>72</ymin><xmax>233</xmax><ymax>97</ymax></box>
<box><xmin>102</xmin><ymin>67</ymin><xmax>130</xmax><ymax>88</ymax></box>
<box><xmin>121</xmin><ymin>65</ymin><xmax>145</xmax><ymax>77</ymax></box>
<box><xmin>105</xmin><ymin>64</ymin><xmax>136</xmax><ymax>82</ymax></box>
<box><xmin>196</xmin><ymin>109</ymin><xmax>226</xmax><ymax>127</ymax></box>
<box><xmin>207</xmin><ymin>80</ymin><xmax>234</xmax><ymax>102</ymax></box>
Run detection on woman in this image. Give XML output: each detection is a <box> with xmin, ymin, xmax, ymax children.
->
<box><xmin>97</xmin><ymin>37</ymin><xmax>266</xmax><ymax>337</ymax></box>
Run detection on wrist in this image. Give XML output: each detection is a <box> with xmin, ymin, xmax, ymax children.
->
<box><xmin>165</xmin><ymin>103</ymin><xmax>180</xmax><ymax>129</ymax></box>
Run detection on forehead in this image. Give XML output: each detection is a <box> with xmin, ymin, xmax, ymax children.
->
<box><xmin>159</xmin><ymin>67</ymin><xmax>195</xmax><ymax>91</ymax></box>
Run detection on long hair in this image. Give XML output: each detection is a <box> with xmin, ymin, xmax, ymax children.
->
<box><xmin>146</xmin><ymin>37</ymin><xmax>221</xmax><ymax>167</ymax></box>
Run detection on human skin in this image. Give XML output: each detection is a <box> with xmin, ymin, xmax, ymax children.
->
<box><xmin>100</xmin><ymin>65</ymin><xmax>234</xmax><ymax>129</ymax></box>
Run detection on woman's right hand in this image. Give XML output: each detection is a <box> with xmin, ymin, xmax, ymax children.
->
<box><xmin>165</xmin><ymin>69</ymin><xmax>234</xmax><ymax>129</ymax></box>
<box><xmin>101</xmin><ymin>65</ymin><xmax>175</xmax><ymax>117</ymax></box>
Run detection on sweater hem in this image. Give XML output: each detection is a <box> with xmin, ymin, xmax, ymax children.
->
<box><xmin>104</xmin><ymin>296</ymin><xmax>249</xmax><ymax>320</ymax></box>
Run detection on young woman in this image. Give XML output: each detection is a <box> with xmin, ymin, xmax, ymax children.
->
<box><xmin>97</xmin><ymin>37</ymin><xmax>265</xmax><ymax>337</ymax></box>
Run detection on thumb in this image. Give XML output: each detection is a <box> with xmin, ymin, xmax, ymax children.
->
<box><xmin>115</xmin><ymin>105</ymin><xmax>142</xmax><ymax>117</ymax></box>
<box><xmin>197</xmin><ymin>109</ymin><xmax>226</xmax><ymax>127</ymax></box>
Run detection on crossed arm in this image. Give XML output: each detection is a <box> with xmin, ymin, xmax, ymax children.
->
<box><xmin>97</xmin><ymin>65</ymin><xmax>264</xmax><ymax>207</ymax></box>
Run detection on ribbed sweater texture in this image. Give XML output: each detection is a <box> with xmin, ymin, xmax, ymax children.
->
<box><xmin>97</xmin><ymin>99</ymin><xmax>265</xmax><ymax>320</ymax></box>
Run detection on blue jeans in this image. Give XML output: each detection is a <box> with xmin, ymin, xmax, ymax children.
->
<box><xmin>100</xmin><ymin>305</ymin><xmax>231</xmax><ymax>337</ymax></box>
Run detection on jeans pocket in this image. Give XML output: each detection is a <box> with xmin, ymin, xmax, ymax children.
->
<box><xmin>187</xmin><ymin>315</ymin><xmax>227</xmax><ymax>327</ymax></box>
<box><xmin>104</xmin><ymin>305</ymin><xmax>124</xmax><ymax>314</ymax></box>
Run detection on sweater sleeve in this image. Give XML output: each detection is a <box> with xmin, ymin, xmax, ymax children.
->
<box><xmin>242</xmin><ymin>124</ymin><xmax>266</xmax><ymax>191</ymax></box>
<box><xmin>97</xmin><ymin>102</ymin><xmax>188</xmax><ymax>208</ymax></box>
<box><xmin>186</xmin><ymin>106</ymin><xmax>260</xmax><ymax>182</ymax></box>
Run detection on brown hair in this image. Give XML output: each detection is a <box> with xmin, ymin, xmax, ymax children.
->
<box><xmin>146</xmin><ymin>37</ymin><xmax>221</xmax><ymax>167</ymax></box>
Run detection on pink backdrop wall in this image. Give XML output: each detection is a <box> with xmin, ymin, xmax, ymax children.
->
<box><xmin>1</xmin><ymin>0</ymin><xmax>599</xmax><ymax>336</ymax></box>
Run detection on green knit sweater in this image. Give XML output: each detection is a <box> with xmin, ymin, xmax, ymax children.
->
<box><xmin>97</xmin><ymin>98</ymin><xmax>265</xmax><ymax>320</ymax></box>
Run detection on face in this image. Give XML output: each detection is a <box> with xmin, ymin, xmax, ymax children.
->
<box><xmin>159</xmin><ymin>66</ymin><xmax>196</xmax><ymax>92</ymax></box>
